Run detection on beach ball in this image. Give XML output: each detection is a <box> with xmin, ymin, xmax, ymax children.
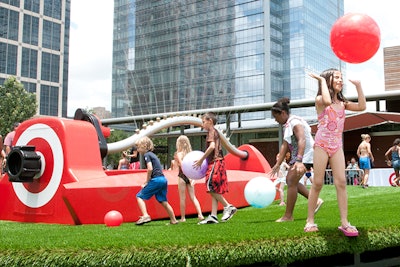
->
<box><xmin>104</xmin><ymin>210</ymin><xmax>123</xmax><ymax>227</ymax></box>
<box><xmin>330</xmin><ymin>13</ymin><xmax>380</xmax><ymax>63</ymax></box>
<box><xmin>244</xmin><ymin>176</ymin><xmax>276</xmax><ymax>208</ymax></box>
<box><xmin>181</xmin><ymin>151</ymin><xmax>208</xmax><ymax>180</ymax></box>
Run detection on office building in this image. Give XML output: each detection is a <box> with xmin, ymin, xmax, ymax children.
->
<box><xmin>384</xmin><ymin>45</ymin><xmax>400</xmax><ymax>112</ymax></box>
<box><xmin>112</xmin><ymin>0</ymin><xmax>344</xmax><ymax>119</ymax></box>
<box><xmin>0</xmin><ymin>0</ymin><xmax>70</xmax><ymax>117</ymax></box>
<box><xmin>384</xmin><ymin>45</ymin><xmax>400</xmax><ymax>91</ymax></box>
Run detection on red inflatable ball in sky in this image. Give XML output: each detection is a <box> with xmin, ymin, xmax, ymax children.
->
<box><xmin>330</xmin><ymin>13</ymin><xmax>380</xmax><ymax>64</ymax></box>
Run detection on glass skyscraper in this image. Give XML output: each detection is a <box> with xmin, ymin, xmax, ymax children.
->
<box><xmin>112</xmin><ymin>0</ymin><xmax>344</xmax><ymax>119</ymax></box>
<box><xmin>0</xmin><ymin>0</ymin><xmax>70</xmax><ymax>117</ymax></box>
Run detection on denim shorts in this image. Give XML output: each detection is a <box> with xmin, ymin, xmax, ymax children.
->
<box><xmin>359</xmin><ymin>156</ymin><xmax>371</xmax><ymax>169</ymax></box>
<box><xmin>393</xmin><ymin>160</ymin><xmax>400</xmax><ymax>171</ymax></box>
<box><xmin>136</xmin><ymin>176</ymin><xmax>168</xmax><ymax>202</ymax></box>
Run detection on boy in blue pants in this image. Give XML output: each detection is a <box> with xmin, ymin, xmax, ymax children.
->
<box><xmin>135</xmin><ymin>136</ymin><xmax>178</xmax><ymax>225</ymax></box>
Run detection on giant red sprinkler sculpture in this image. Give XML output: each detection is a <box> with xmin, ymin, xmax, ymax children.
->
<box><xmin>0</xmin><ymin>109</ymin><xmax>272</xmax><ymax>225</ymax></box>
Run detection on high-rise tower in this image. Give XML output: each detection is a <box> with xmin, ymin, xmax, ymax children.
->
<box><xmin>112</xmin><ymin>0</ymin><xmax>343</xmax><ymax>119</ymax></box>
<box><xmin>0</xmin><ymin>0</ymin><xmax>70</xmax><ymax>117</ymax></box>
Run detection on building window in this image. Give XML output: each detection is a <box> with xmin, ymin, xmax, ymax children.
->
<box><xmin>24</xmin><ymin>0</ymin><xmax>40</xmax><ymax>13</ymax></box>
<box><xmin>0</xmin><ymin>7</ymin><xmax>19</xmax><ymax>41</ymax></box>
<box><xmin>41</xmin><ymin>52</ymin><xmax>60</xmax><ymax>82</ymax></box>
<box><xmin>21</xmin><ymin>81</ymin><xmax>37</xmax><ymax>93</ymax></box>
<box><xmin>23</xmin><ymin>14</ymin><xmax>39</xmax><ymax>46</ymax></box>
<box><xmin>0</xmin><ymin>42</ymin><xmax>17</xmax><ymax>75</ymax></box>
<box><xmin>43</xmin><ymin>0</ymin><xmax>62</xmax><ymax>20</ymax></box>
<box><xmin>0</xmin><ymin>0</ymin><xmax>20</xmax><ymax>7</ymax></box>
<box><xmin>21</xmin><ymin>47</ymin><xmax>38</xmax><ymax>79</ymax></box>
<box><xmin>40</xmin><ymin>84</ymin><xmax>58</xmax><ymax>116</ymax></box>
<box><xmin>42</xmin><ymin>19</ymin><xmax>61</xmax><ymax>51</ymax></box>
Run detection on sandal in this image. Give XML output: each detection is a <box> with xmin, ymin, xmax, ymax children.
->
<box><xmin>135</xmin><ymin>215</ymin><xmax>151</xmax><ymax>225</ymax></box>
<box><xmin>314</xmin><ymin>199</ymin><xmax>324</xmax><ymax>214</ymax></box>
<box><xmin>166</xmin><ymin>221</ymin><xmax>179</xmax><ymax>225</ymax></box>
<box><xmin>275</xmin><ymin>217</ymin><xmax>293</xmax><ymax>223</ymax></box>
<box><xmin>304</xmin><ymin>223</ymin><xmax>318</xmax><ymax>232</ymax></box>
<box><xmin>338</xmin><ymin>224</ymin><xmax>358</xmax><ymax>237</ymax></box>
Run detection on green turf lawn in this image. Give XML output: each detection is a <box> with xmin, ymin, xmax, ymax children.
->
<box><xmin>0</xmin><ymin>185</ymin><xmax>399</xmax><ymax>266</ymax></box>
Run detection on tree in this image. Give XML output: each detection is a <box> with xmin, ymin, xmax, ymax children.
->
<box><xmin>104</xmin><ymin>129</ymin><xmax>130</xmax><ymax>169</ymax></box>
<box><xmin>152</xmin><ymin>135</ymin><xmax>168</xmax><ymax>167</ymax></box>
<box><xmin>0</xmin><ymin>77</ymin><xmax>37</xmax><ymax>135</ymax></box>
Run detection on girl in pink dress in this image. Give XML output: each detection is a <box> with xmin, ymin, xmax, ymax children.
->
<box><xmin>305</xmin><ymin>68</ymin><xmax>366</xmax><ymax>237</ymax></box>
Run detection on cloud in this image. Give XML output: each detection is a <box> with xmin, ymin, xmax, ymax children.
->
<box><xmin>67</xmin><ymin>0</ymin><xmax>114</xmax><ymax>117</ymax></box>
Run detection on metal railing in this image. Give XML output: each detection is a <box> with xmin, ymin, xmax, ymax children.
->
<box><xmin>323</xmin><ymin>169</ymin><xmax>365</xmax><ymax>185</ymax></box>
<box><xmin>101</xmin><ymin>90</ymin><xmax>400</xmax><ymax>127</ymax></box>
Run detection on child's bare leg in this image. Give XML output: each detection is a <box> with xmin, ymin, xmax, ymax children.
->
<box><xmin>161</xmin><ymin>201</ymin><xmax>178</xmax><ymax>224</ymax></box>
<box><xmin>278</xmin><ymin>183</ymin><xmax>285</xmax><ymax>205</ymax></box>
<box><xmin>137</xmin><ymin>197</ymin><xmax>149</xmax><ymax>217</ymax></box>
<box><xmin>178</xmin><ymin>179</ymin><xmax>187</xmax><ymax>222</ymax></box>
<box><xmin>187</xmin><ymin>183</ymin><xmax>203</xmax><ymax>219</ymax></box>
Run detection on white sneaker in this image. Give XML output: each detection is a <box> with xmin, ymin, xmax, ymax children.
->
<box><xmin>221</xmin><ymin>205</ymin><xmax>237</xmax><ymax>222</ymax></box>
<box><xmin>135</xmin><ymin>215</ymin><xmax>151</xmax><ymax>225</ymax></box>
<box><xmin>198</xmin><ymin>215</ymin><xmax>218</xmax><ymax>224</ymax></box>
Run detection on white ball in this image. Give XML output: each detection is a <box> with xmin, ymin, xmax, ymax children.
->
<box><xmin>244</xmin><ymin>176</ymin><xmax>276</xmax><ymax>208</ymax></box>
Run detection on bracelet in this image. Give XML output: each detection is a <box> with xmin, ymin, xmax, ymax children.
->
<box><xmin>295</xmin><ymin>155</ymin><xmax>303</xmax><ymax>162</ymax></box>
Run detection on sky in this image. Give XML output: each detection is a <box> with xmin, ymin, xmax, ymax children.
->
<box><xmin>67</xmin><ymin>0</ymin><xmax>400</xmax><ymax>117</ymax></box>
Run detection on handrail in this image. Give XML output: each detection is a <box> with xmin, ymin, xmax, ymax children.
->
<box><xmin>106</xmin><ymin>115</ymin><xmax>248</xmax><ymax>159</ymax></box>
<box><xmin>101</xmin><ymin>91</ymin><xmax>400</xmax><ymax>126</ymax></box>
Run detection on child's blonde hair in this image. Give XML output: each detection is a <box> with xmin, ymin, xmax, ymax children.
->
<box><xmin>361</xmin><ymin>134</ymin><xmax>371</xmax><ymax>141</ymax></box>
<box><xmin>136</xmin><ymin>136</ymin><xmax>154</xmax><ymax>152</ymax></box>
<box><xmin>176</xmin><ymin>135</ymin><xmax>192</xmax><ymax>158</ymax></box>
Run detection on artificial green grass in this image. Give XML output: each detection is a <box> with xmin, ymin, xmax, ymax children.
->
<box><xmin>0</xmin><ymin>185</ymin><xmax>399</xmax><ymax>266</ymax></box>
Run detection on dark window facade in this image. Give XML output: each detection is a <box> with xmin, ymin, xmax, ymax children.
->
<box><xmin>23</xmin><ymin>14</ymin><xmax>39</xmax><ymax>46</ymax></box>
<box><xmin>41</xmin><ymin>52</ymin><xmax>60</xmax><ymax>83</ymax></box>
<box><xmin>0</xmin><ymin>7</ymin><xmax>19</xmax><ymax>40</ymax></box>
<box><xmin>0</xmin><ymin>42</ymin><xmax>17</xmax><ymax>75</ymax></box>
<box><xmin>42</xmin><ymin>19</ymin><xmax>61</xmax><ymax>51</ymax></box>
<box><xmin>21</xmin><ymin>47</ymin><xmax>38</xmax><ymax>79</ymax></box>
<box><xmin>24</xmin><ymin>0</ymin><xmax>40</xmax><ymax>13</ymax></box>
<box><xmin>40</xmin><ymin>84</ymin><xmax>59</xmax><ymax>116</ymax></box>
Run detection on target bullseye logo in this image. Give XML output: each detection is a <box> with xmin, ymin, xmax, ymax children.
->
<box><xmin>13</xmin><ymin>123</ymin><xmax>64</xmax><ymax>208</ymax></box>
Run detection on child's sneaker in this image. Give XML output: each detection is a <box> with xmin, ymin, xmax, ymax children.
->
<box><xmin>135</xmin><ymin>215</ymin><xmax>151</xmax><ymax>225</ymax></box>
<box><xmin>221</xmin><ymin>205</ymin><xmax>237</xmax><ymax>222</ymax></box>
<box><xmin>198</xmin><ymin>215</ymin><xmax>218</xmax><ymax>224</ymax></box>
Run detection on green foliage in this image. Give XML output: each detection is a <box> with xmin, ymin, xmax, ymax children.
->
<box><xmin>152</xmin><ymin>135</ymin><xmax>168</xmax><ymax>166</ymax></box>
<box><xmin>104</xmin><ymin>129</ymin><xmax>130</xmax><ymax>168</ymax></box>
<box><xmin>0</xmin><ymin>186</ymin><xmax>399</xmax><ymax>266</ymax></box>
<box><xmin>0</xmin><ymin>77</ymin><xmax>37</xmax><ymax>134</ymax></box>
